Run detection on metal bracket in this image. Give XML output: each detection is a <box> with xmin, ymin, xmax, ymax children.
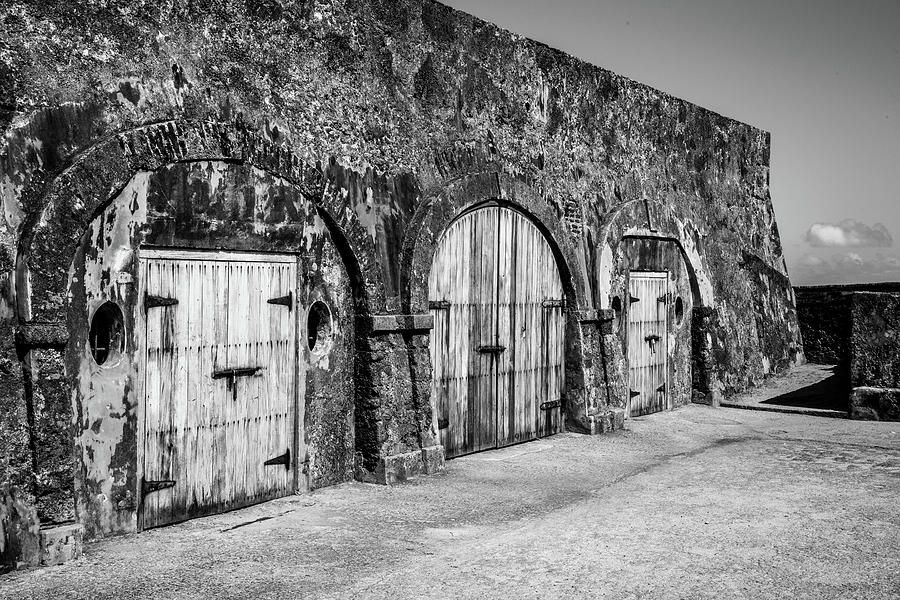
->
<box><xmin>141</xmin><ymin>478</ymin><xmax>176</xmax><ymax>497</ymax></box>
<box><xmin>212</xmin><ymin>367</ymin><xmax>263</xmax><ymax>380</ymax></box>
<box><xmin>541</xmin><ymin>299</ymin><xmax>566</xmax><ymax>309</ymax></box>
<box><xmin>629</xmin><ymin>390</ymin><xmax>641</xmax><ymax>399</ymax></box>
<box><xmin>437</xmin><ymin>417</ymin><xmax>449</xmax><ymax>429</ymax></box>
<box><xmin>429</xmin><ymin>300</ymin><xmax>451</xmax><ymax>310</ymax></box>
<box><xmin>145</xmin><ymin>293</ymin><xmax>179</xmax><ymax>310</ymax></box>
<box><xmin>656</xmin><ymin>383</ymin><xmax>666</xmax><ymax>393</ymax></box>
<box><xmin>657</xmin><ymin>293</ymin><xmax>669</xmax><ymax>304</ymax></box>
<box><xmin>540</xmin><ymin>399</ymin><xmax>564</xmax><ymax>410</ymax></box>
<box><xmin>267</xmin><ymin>291</ymin><xmax>293</xmax><ymax>311</ymax></box>
<box><xmin>264</xmin><ymin>449</ymin><xmax>291</xmax><ymax>470</ymax></box>
<box><xmin>477</xmin><ymin>345</ymin><xmax>506</xmax><ymax>354</ymax></box>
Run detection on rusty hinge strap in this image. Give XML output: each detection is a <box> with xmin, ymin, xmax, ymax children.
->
<box><xmin>212</xmin><ymin>366</ymin><xmax>263</xmax><ymax>380</ymax></box>
<box><xmin>629</xmin><ymin>390</ymin><xmax>641</xmax><ymax>399</ymax></box>
<box><xmin>629</xmin><ymin>296</ymin><xmax>640</xmax><ymax>304</ymax></box>
<box><xmin>477</xmin><ymin>345</ymin><xmax>506</xmax><ymax>354</ymax></box>
<box><xmin>267</xmin><ymin>291</ymin><xmax>293</xmax><ymax>311</ymax></box>
<box><xmin>145</xmin><ymin>293</ymin><xmax>179</xmax><ymax>310</ymax></box>
<box><xmin>541</xmin><ymin>298</ymin><xmax>566</xmax><ymax>309</ymax></box>
<box><xmin>142</xmin><ymin>478</ymin><xmax>176</xmax><ymax>497</ymax></box>
<box><xmin>429</xmin><ymin>300</ymin><xmax>451</xmax><ymax>310</ymax></box>
<box><xmin>264</xmin><ymin>449</ymin><xmax>291</xmax><ymax>470</ymax></box>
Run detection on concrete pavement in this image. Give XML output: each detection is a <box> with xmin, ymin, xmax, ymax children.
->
<box><xmin>2</xmin><ymin>405</ymin><xmax>898</xmax><ymax>599</ymax></box>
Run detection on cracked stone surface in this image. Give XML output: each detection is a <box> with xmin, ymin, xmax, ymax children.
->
<box><xmin>1</xmin><ymin>405</ymin><xmax>898</xmax><ymax>599</ymax></box>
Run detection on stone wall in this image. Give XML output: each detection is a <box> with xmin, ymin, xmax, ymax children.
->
<box><xmin>795</xmin><ymin>286</ymin><xmax>900</xmax><ymax>421</ymax></box>
<box><xmin>1</xmin><ymin>0</ymin><xmax>802</xmax><ymax>559</ymax></box>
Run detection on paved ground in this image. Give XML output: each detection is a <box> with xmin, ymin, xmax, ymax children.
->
<box><xmin>723</xmin><ymin>363</ymin><xmax>849</xmax><ymax>417</ymax></box>
<box><xmin>2</xmin><ymin>405</ymin><xmax>899</xmax><ymax>600</ymax></box>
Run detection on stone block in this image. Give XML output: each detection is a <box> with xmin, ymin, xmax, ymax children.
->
<box><xmin>39</xmin><ymin>523</ymin><xmax>83</xmax><ymax>566</ymax></box>
<box><xmin>850</xmin><ymin>386</ymin><xmax>900</xmax><ymax>421</ymax></box>
<box><xmin>364</xmin><ymin>445</ymin><xmax>446</xmax><ymax>485</ymax></box>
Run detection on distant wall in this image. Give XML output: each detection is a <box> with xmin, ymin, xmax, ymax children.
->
<box><xmin>796</xmin><ymin>285</ymin><xmax>900</xmax><ymax>421</ymax></box>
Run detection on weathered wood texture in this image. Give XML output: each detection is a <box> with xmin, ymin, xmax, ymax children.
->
<box><xmin>429</xmin><ymin>206</ymin><xmax>564</xmax><ymax>458</ymax></box>
<box><xmin>140</xmin><ymin>251</ymin><xmax>297</xmax><ymax>529</ymax></box>
<box><xmin>627</xmin><ymin>272</ymin><xmax>669</xmax><ymax>417</ymax></box>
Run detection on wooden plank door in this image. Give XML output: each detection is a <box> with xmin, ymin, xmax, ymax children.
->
<box><xmin>497</xmin><ymin>209</ymin><xmax>565</xmax><ymax>445</ymax></box>
<box><xmin>140</xmin><ymin>250</ymin><xmax>297</xmax><ymax>529</ymax></box>
<box><xmin>627</xmin><ymin>272</ymin><xmax>669</xmax><ymax>417</ymax></box>
<box><xmin>430</xmin><ymin>205</ymin><xmax>565</xmax><ymax>458</ymax></box>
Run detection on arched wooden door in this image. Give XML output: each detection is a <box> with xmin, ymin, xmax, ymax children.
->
<box><xmin>429</xmin><ymin>205</ymin><xmax>566</xmax><ymax>458</ymax></box>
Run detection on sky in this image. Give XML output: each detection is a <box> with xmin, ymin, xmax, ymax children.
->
<box><xmin>441</xmin><ymin>0</ymin><xmax>900</xmax><ymax>286</ymax></box>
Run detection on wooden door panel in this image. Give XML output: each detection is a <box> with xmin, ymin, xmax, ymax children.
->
<box><xmin>627</xmin><ymin>272</ymin><xmax>668</xmax><ymax>417</ymax></box>
<box><xmin>430</xmin><ymin>206</ymin><xmax>566</xmax><ymax>458</ymax></box>
<box><xmin>141</xmin><ymin>252</ymin><xmax>296</xmax><ymax>529</ymax></box>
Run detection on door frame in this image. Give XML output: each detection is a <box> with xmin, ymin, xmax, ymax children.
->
<box><xmin>135</xmin><ymin>246</ymin><xmax>303</xmax><ymax>530</ymax></box>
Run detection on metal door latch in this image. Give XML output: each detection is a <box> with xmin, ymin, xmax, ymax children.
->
<box><xmin>212</xmin><ymin>367</ymin><xmax>263</xmax><ymax>380</ymax></box>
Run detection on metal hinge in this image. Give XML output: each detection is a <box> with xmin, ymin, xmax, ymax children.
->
<box><xmin>141</xmin><ymin>478</ymin><xmax>176</xmax><ymax>497</ymax></box>
<box><xmin>477</xmin><ymin>345</ymin><xmax>507</xmax><ymax>354</ymax></box>
<box><xmin>629</xmin><ymin>296</ymin><xmax>640</xmax><ymax>304</ymax></box>
<box><xmin>429</xmin><ymin>300</ymin><xmax>451</xmax><ymax>310</ymax></box>
<box><xmin>541</xmin><ymin>298</ymin><xmax>566</xmax><ymax>309</ymax></box>
<box><xmin>264</xmin><ymin>449</ymin><xmax>291</xmax><ymax>470</ymax></box>
<box><xmin>657</xmin><ymin>293</ymin><xmax>670</xmax><ymax>304</ymax></box>
<box><xmin>144</xmin><ymin>293</ymin><xmax>178</xmax><ymax>310</ymax></box>
<box><xmin>540</xmin><ymin>399</ymin><xmax>564</xmax><ymax>411</ymax></box>
<box><xmin>629</xmin><ymin>390</ymin><xmax>641</xmax><ymax>399</ymax></box>
<box><xmin>656</xmin><ymin>383</ymin><xmax>666</xmax><ymax>393</ymax></box>
<box><xmin>267</xmin><ymin>291</ymin><xmax>293</xmax><ymax>311</ymax></box>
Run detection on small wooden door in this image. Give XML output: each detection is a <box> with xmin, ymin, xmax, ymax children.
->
<box><xmin>627</xmin><ymin>272</ymin><xmax>669</xmax><ymax>417</ymax></box>
<box><xmin>139</xmin><ymin>249</ymin><xmax>298</xmax><ymax>529</ymax></box>
<box><xmin>429</xmin><ymin>205</ymin><xmax>565</xmax><ymax>458</ymax></box>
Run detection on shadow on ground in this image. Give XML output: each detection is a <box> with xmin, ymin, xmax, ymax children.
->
<box><xmin>761</xmin><ymin>366</ymin><xmax>850</xmax><ymax>411</ymax></box>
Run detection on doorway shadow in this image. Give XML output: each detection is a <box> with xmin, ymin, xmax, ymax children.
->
<box><xmin>761</xmin><ymin>366</ymin><xmax>849</xmax><ymax>411</ymax></box>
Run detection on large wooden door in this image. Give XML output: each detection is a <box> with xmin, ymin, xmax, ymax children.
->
<box><xmin>429</xmin><ymin>206</ymin><xmax>565</xmax><ymax>458</ymax></box>
<box><xmin>627</xmin><ymin>272</ymin><xmax>669</xmax><ymax>417</ymax></box>
<box><xmin>140</xmin><ymin>249</ymin><xmax>297</xmax><ymax>529</ymax></box>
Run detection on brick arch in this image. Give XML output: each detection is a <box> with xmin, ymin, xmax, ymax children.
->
<box><xmin>14</xmin><ymin>119</ymin><xmax>374</xmax><ymax>329</ymax></box>
<box><xmin>398</xmin><ymin>168</ymin><xmax>600</xmax><ymax>433</ymax></box>
<box><xmin>595</xmin><ymin>198</ymin><xmax>715</xmax><ymax>308</ymax></box>
<box><xmin>399</xmin><ymin>170</ymin><xmax>591</xmax><ymax>316</ymax></box>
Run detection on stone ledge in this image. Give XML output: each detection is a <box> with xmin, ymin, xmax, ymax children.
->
<box><xmin>39</xmin><ymin>523</ymin><xmax>83</xmax><ymax>567</ymax></box>
<box><xmin>358</xmin><ymin>446</ymin><xmax>446</xmax><ymax>485</ymax></box>
<box><xmin>575</xmin><ymin>408</ymin><xmax>625</xmax><ymax>435</ymax></box>
<box><xmin>850</xmin><ymin>386</ymin><xmax>900</xmax><ymax>421</ymax></box>
<box><xmin>15</xmin><ymin>322</ymin><xmax>69</xmax><ymax>349</ymax></box>
<box><xmin>367</xmin><ymin>314</ymin><xmax>434</xmax><ymax>335</ymax></box>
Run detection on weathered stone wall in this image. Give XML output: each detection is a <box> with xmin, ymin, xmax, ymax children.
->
<box><xmin>1</xmin><ymin>0</ymin><xmax>802</xmax><ymax>551</ymax></box>
<box><xmin>794</xmin><ymin>287</ymin><xmax>852</xmax><ymax>365</ymax></box>
<box><xmin>849</xmin><ymin>293</ymin><xmax>900</xmax><ymax>390</ymax></box>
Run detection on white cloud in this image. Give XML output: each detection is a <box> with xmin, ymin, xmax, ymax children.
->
<box><xmin>804</xmin><ymin>219</ymin><xmax>893</xmax><ymax>248</ymax></box>
<box><xmin>793</xmin><ymin>252</ymin><xmax>900</xmax><ymax>285</ymax></box>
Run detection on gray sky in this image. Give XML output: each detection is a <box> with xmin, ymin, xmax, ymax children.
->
<box><xmin>442</xmin><ymin>0</ymin><xmax>900</xmax><ymax>285</ymax></box>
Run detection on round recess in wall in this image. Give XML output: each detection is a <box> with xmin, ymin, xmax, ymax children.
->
<box><xmin>89</xmin><ymin>301</ymin><xmax>126</xmax><ymax>367</ymax></box>
<box><xmin>611</xmin><ymin>296</ymin><xmax>622</xmax><ymax>314</ymax></box>
<box><xmin>307</xmin><ymin>300</ymin><xmax>334</xmax><ymax>353</ymax></box>
<box><xmin>674</xmin><ymin>296</ymin><xmax>685</xmax><ymax>327</ymax></box>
